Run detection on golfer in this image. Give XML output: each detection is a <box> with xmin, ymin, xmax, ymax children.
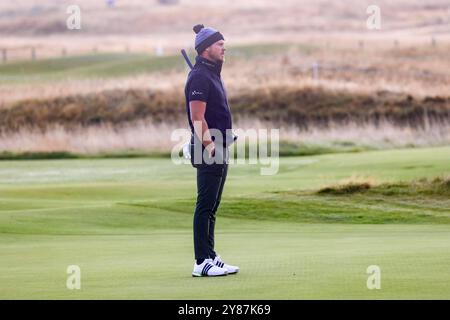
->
<box><xmin>185</xmin><ymin>24</ymin><xmax>239</xmax><ymax>277</ymax></box>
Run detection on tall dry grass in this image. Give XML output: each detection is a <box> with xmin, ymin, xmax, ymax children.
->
<box><xmin>1</xmin><ymin>39</ymin><xmax>449</xmax><ymax>108</ymax></box>
<box><xmin>2</xmin><ymin>0</ymin><xmax>449</xmax><ymax>37</ymax></box>
<box><xmin>1</xmin><ymin>119</ymin><xmax>449</xmax><ymax>154</ymax></box>
<box><xmin>0</xmin><ymin>121</ymin><xmax>185</xmax><ymax>154</ymax></box>
<box><xmin>1</xmin><ymin>0</ymin><xmax>449</xmax><ymax>62</ymax></box>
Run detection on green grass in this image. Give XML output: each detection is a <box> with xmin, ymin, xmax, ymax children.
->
<box><xmin>0</xmin><ymin>146</ymin><xmax>449</xmax><ymax>299</ymax></box>
<box><xmin>0</xmin><ymin>151</ymin><xmax>170</xmax><ymax>161</ymax></box>
<box><xmin>0</xmin><ymin>43</ymin><xmax>294</xmax><ymax>85</ymax></box>
<box><xmin>0</xmin><ymin>53</ymin><xmax>183</xmax><ymax>84</ymax></box>
<box><xmin>0</xmin><ymin>140</ymin><xmax>371</xmax><ymax>161</ymax></box>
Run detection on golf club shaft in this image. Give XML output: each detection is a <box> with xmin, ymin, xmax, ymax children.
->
<box><xmin>181</xmin><ymin>49</ymin><xmax>193</xmax><ymax>70</ymax></box>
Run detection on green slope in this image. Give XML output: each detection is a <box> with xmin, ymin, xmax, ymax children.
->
<box><xmin>0</xmin><ymin>146</ymin><xmax>449</xmax><ymax>299</ymax></box>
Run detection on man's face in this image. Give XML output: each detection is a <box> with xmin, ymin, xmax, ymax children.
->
<box><xmin>206</xmin><ymin>40</ymin><xmax>226</xmax><ymax>63</ymax></box>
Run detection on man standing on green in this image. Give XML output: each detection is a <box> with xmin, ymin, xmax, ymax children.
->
<box><xmin>184</xmin><ymin>24</ymin><xmax>239</xmax><ymax>277</ymax></box>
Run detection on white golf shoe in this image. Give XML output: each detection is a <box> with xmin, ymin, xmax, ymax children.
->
<box><xmin>192</xmin><ymin>258</ymin><xmax>228</xmax><ymax>277</ymax></box>
<box><xmin>213</xmin><ymin>255</ymin><xmax>239</xmax><ymax>274</ymax></box>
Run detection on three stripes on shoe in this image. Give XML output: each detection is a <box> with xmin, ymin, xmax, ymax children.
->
<box><xmin>201</xmin><ymin>262</ymin><xmax>214</xmax><ymax>275</ymax></box>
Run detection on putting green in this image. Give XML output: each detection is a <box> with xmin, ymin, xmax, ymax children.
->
<box><xmin>0</xmin><ymin>146</ymin><xmax>449</xmax><ymax>299</ymax></box>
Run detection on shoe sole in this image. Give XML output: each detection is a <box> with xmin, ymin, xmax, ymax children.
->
<box><xmin>192</xmin><ymin>272</ymin><xmax>228</xmax><ymax>277</ymax></box>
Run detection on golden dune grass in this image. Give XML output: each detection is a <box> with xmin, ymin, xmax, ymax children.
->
<box><xmin>1</xmin><ymin>40</ymin><xmax>449</xmax><ymax>108</ymax></box>
<box><xmin>1</xmin><ymin>119</ymin><xmax>449</xmax><ymax>154</ymax></box>
<box><xmin>1</xmin><ymin>1</ymin><xmax>449</xmax><ymax>153</ymax></box>
<box><xmin>1</xmin><ymin>0</ymin><xmax>449</xmax><ymax>60</ymax></box>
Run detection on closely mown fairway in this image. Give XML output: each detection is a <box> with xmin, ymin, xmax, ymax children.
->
<box><xmin>0</xmin><ymin>43</ymin><xmax>292</xmax><ymax>85</ymax></box>
<box><xmin>0</xmin><ymin>146</ymin><xmax>449</xmax><ymax>299</ymax></box>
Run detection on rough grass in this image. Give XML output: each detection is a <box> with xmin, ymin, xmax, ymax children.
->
<box><xmin>145</xmin><ymin>176</ymin><xmax>450</xmax><ymax>225</ymax></box>
<box><xmin>317</xmin><ymin>176</ymin><xmax>450</xmax><ymax>196</ymax></box>
<box><xmin>2</xmin><ymin>85</ymin><xmax>449</xmax><ymax>132</ymax></box>
<box><xmin>2</xmin><ymin>40</ymin><xmax>450</xmax><ymax>107</ymax></box>
<box><xmin>1</xmin><ymin>120</ymin><xmax>449</xmax><ymax>157</ymax></box>
<box><xmin>317</xmin><ymin>182</ymin><xmax>372</xmax><ymax>195</ymax></box>
<box><xmin>1</xmin><ymin>0</ymin><xmax>448</xmax><ymax>38</ymax></box>
<box><xmin>129</xmin><ymin>168</ymin><xmax>450</xmax><ymax>225</ymax></box>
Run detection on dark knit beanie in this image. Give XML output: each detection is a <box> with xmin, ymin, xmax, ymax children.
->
<box><xmin>193</xmin><ymin>24</ymin><xmax>225</xmax><ymax>54</ymax></box>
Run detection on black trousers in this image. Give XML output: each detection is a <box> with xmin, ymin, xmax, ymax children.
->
<box><xmin>191</xmin><ymin>144</ymin><xmax>229</xmax><ymax>260</ymax></box>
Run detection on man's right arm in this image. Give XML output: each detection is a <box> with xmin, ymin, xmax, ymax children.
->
<box><xmin>190</xmin><ymin>100</ymin><xmax>215</xmax><ymax>157</ymax></box>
